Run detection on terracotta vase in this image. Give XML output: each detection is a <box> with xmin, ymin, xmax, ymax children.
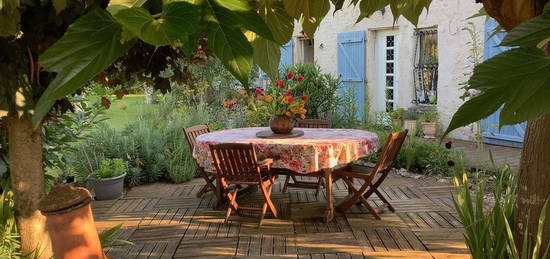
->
<box><xmin>423</xmin><ymin>122</ymin><xmax>437</xmax><ymax>139</ymax></box>
<box><xmin>39</xmin><ymin>184</ymin><xmax>105</xmax><ymax>259</ymax></box>
<box><xmin>269</xmin><ymin>115</ymin><xmax>294</xmax><ymax>134</ymax></box>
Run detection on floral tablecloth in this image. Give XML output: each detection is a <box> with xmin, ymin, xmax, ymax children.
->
<box><xmin>193</xmin><ymin>127</ymin><xmax>380</xmax><ymax>174</ymax></box>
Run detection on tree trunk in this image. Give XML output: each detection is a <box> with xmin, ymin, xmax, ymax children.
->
<box><xmin>6</xmin><ymin>114</ymin><xmax>52</xmax><ymax>258</ymax></box>
<box><xmin>514</xmin><ymin>114</ymin><xmax>550</xmax><ymax>255</ymax></box>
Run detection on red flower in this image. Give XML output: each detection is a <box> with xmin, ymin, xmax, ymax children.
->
<box><xmin>287</xmin><ymin>97</ymin><xmax>296</xmax><ymax>103</ymax></box>
<box><xmin>286</xmin><ymin>72</ymin><xmax>294</xmax><ymax>80</ymax></box>
<box><xmin>296</xmin><ymin>74</ymin><xmax>304</xmax><ymax>82</ymax></box>
<box><xmin>275</xmin><ymin>80</ymin><xmax>285</xmax><ymax>88</ymax></box>
<box><xmin>301</xmin><ymin>95</ymin><xmax>309</xmax><ymax>101</ymax></box>
<box><xmin>285</xmin><ymin>91</ymin><xmax>292</xmax><ymax>96</ymax></box>
<box><xmin>255</xmin><ymin>88</ymin><xmax>263</xmax><ymax>95</ymax></box>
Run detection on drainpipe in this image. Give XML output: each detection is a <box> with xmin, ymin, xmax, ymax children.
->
<box><xmin>38</xmin><ymin>184</ymin><xmax>105</xmax><ymax>259</ymax></box>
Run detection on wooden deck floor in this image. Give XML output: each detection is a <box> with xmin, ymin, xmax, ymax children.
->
<box><xmin>93</xmin><ymin>172</ymin><xmax>469</xmax><ymax>258</ymax></box>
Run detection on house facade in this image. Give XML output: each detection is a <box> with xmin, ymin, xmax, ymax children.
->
<box><xmin>279</xmin><ymin>0</ymin><xmax>525</xmax><ymax>146</ymax></box>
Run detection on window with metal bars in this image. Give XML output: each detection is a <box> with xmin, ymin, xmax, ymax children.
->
<box><xmin>413</xmin><ymin>28</ymin><xmax>438</xmax><ymax>104</ymax></box>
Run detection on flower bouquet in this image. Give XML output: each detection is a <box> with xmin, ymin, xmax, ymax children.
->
<box><xmin>256</xmin><ymin>72</ymin><xmax>308</xmax><ymax>134</ymax></box>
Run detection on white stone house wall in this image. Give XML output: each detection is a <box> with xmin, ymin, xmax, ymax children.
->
<box><xmin>288</xmin><ymin>0</ymin><xmax>484</xmax><ymax>140</ymax></box>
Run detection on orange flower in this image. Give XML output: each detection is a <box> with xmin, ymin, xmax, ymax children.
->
<box><xmin>263</xmin><ymin>95</ymin><xmax>273</xmax><ymax>103</ymax></box>
<box><xmin>237</xmin><ymin>89</ymin><xmax>247</xmax><ymax>95</ymax></box>
<box><xmin>285</xmin><ymin>112</ymin><xmax>292</xmax><ymax>116</ymax></box>
<box><xmin>300</xmin><ymin>114</ymin><xmax>305</xmax><ymax>119</ymax></box>
<box><xmin>290</xmin><ymin>107</ymin><xmax>301</xmax><ymax>114</ymax></box>
<box><xmin>283</xmin><ymin>96</ymin><xmax>296</xmax><ymax>104</ymax></box>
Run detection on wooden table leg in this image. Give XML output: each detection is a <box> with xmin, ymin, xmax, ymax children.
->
<box><xmin>323</xmin><ymin>168</ymin><xmax>334</xmax><ymax>222</ymax></box>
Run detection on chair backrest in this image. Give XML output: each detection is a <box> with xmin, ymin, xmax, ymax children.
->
<box><xmin>296</xmin><ymin>119</ymin><xmax>332</xmax><ymax>128</ymax></box>
<box><xmin>183</xmin><ymin>125</ymin><xmax>210</xmax><ymax>151</ymax></box>
<box><xmin>372</xmin><ymin>130</ymin><xmax>408</xmax><ymax>175</ymax></box>
<box><xmin>209</xmin><ymin>143</ymin><xmax>261</xmax><ymax>181</ymax></box>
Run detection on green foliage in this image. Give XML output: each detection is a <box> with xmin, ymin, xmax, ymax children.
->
<box><xmin>403</xmin><ymin>108</ymin><xmax>421</xmax><ymax>120</ymax></box>
<box><xmin>352</xmin><ymin>0</ymin><xmax>432</xmax><ymax>26</ymax></box>
<box><xmin>445</xmin><ymin>3</ymin><xmax>550</xmax><ymax>137</ymax></box>
<box><xmin>95</xmin><ymin>158</ymin><xmax>128</xmax><ymax>179</ymax></box>
<box><xmin>453</xmin><ymin>167</ymin><xmax>550</xmax><ymax>259</ymax></box>
<box><xmin>34</xmin><ymin>9</ymin><xmax>135</xmax><ymax>125</ymax></box>
<box><xmin>421</xmin><ymin>106</ymin><xmax>438</xmax><ymax>122</ymax></box>
<box><xmin>125</xmin><ymin>167</ymin><xmax>144</xmax><ymax>187</ymax></box>
<box><xmin>99</xmin><ymin>224</ymin><xmax>134</xmax><ymax>248</ymax></box>
<box><xmin>283</xmin><ymin>0</ymin><xmax>330</xmax><ymax>38</ymax></box>
<box><xmin>326</xmin><ymin>84</ymin><xmax>360</xmax><ymax>129</ymax></box>
<box><xmin>0</xmin><ymin>179</ymin><xmax>20</xmax><ymax>258</ymax></box>
<box><xmin>364</xmin><ymin>128</ymin><xmax>464</xmax><ymax>176</ymax></box>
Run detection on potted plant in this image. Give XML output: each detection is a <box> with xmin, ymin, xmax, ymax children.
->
<box><xmin>88</xmin><ymin>158</ymin><xmax>127</xmax><ymax>200</ymax></box>
<box><xmin>403</xmin><ymin>108</ymin><xmax>421</xmax><ymax>135</ymax></box>
<box><xmin>390</xmin><ymin>108</ymin><xmax>405</xmax><ymax>130</ymax></box>
<box><xmin>257</xmin><ymin>72</ymin><xmax>309</xmax><ymax>134</ymax></box>
<box><xmin>421</xmin><ymin>106</ymin><xmax>438</xmax><ymax>139</ymax></box>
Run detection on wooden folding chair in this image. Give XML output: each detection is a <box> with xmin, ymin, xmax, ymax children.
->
<box><xmin>210</xmin><ymin>143</ymin><xmax>278</xmax><ymax>227</ymax></box>
<box><xmin>282</xmin><ymin>119</ymin><xmax>332</xmax><ymax>196</ymax></box>
<box><xmin>333</xmin><ymin>130</ymin><xmax>408</xmax><ymax>219</ymax></box>
<box><xmin>183</xmin><ymin>125</ymin><xmax>218</xmax><ymax>199</ymax></box>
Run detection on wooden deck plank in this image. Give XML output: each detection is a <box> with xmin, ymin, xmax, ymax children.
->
<box><xmin>93</xmin><ymin>172</ymin><xmax>470</xmax><ymax>258</ymax></box>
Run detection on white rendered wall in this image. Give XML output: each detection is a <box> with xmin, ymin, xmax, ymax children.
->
<box><xmin>292</xmin><ymin>0</ymin><xmax>485</xmax><ymax>140</ymax></box>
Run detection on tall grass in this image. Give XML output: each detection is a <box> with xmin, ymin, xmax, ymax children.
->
<box><xmin>453</xmin><ymin>166</ymin><xmax>549</xmax><ymax>259</ymax></box>
<box><xmin>0</xmin><ymin>179</ymin><xmax>21</xmax><ymax>258</ymax></box>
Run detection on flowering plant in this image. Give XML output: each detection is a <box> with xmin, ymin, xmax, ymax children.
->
<box><xmin>256</xmin><ymin>72</ymin><xmax>308</xmax><ymax>119</ymax></box>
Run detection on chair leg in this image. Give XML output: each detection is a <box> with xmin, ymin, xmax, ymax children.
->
<box><xmin>196</xmin><ymin>184</ymin><xmax>210</xmax><ymax>198</ymax></box>
<box><xmin>224</xmin><ymin>185</ymin><xmax>239</xmax><ymax>223</ymax></box>
<box><xmin>373</xmin><ymin>188</ymin><xmax>395</xmax><ymax>212</ymax></box>
<box><xmin>259</xmin><ymin>203</ymin><xmax>268</xmax><ymax>228</ymax></box>
<box><xmin>336</xmin><ymin>177</ymin><xmax>372</xmax><ymax>214</ymax></box>
<box><xmin>260</xmin><ymin>181</ymin><xmax>278</xmax><ymax>218</ymax></box>
<box><xmin>314</xmin><ymin>176</ymin><xmax>323</xmax><ymax>196</ymax></box>
<box><xmin>197</xmin><ymin>171</ymin><xmax>217</xmax><ymax>198</ymax></box>
<box><xmin>282</xmin><ymin>175</ymin><xmax>291</xmax><ymax>193</ymax></box>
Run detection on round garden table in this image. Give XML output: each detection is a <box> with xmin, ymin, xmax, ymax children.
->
<box><xmin>192</xmin><ymin>127</ymin><xmax>380</xmax><ymax>221</ymax></box>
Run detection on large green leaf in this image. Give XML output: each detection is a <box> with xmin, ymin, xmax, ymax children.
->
<box><xmin>355</xmin><ymin>0</ymin><xmax>387</xmax><ymax>23</ymax></box>
<box><xmin>106</xmin><ymin>0</ymin><xmax>148</xmax><ymax>15</ymax></box>
<box><xmin>251</xmin><ymin>36</ymin><xmax>280</xmax><ymax>80</ymax></box>
<box><xmin>501</xmin><ymin>3</ymin><xmax>550</xmax><ymax>47</ymax></box>
<box><xmin>209</xmin><ymin>0</ymin><xmax>273</xmax><ymax>41</ymax></box>
<box><xmin>207</xmin><ymin>21</ymin><xmax>253</xmax><ymax>87</ymax></box>
<box><xmin>444</xmin><ymin>47</ymin><xmax>550</xmax><ymax>136</ymax></box>
<box><xmin>52</xmin><ymin>0</ymin><xmax>67</xmax><ymax>14</ymax></box>
<box><xmin>259</xmin><ymin>0</ymin><xmax>293</xmax><ymax>44</ymax></box>
<box><xmin>33</xmin><ymin>9</ymin><xmax>135</xmax><ymax>126</ymax></box>
<box><xmin>0</xmin><ymin>0</ymin><xmax>20</xmax><ymax>37</ymax></box>
<box><xmin>283</xmin><ymin>0</ymin><xmax>330</xmax><ymax>38</ymax></box>
<box><xmin>115</xmin><ymin>2</ymin><xmax>200</xmax><ymax>46</ymax></box>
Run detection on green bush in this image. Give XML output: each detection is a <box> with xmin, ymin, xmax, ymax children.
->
<box><xmin>95</xmin><ymin>158</ymin><xmax>127</xmax><ymax>178</ymax></box>
<box><xmin>365</xmin><ymin>130</ymin><xmax>465</xmax><ymax>176</ymax></box>
<box><xmin>282</xmin><ymin>63</ymin><xmax>359</xmax><ymax>128</ymax></box>
<box><xmin>0</xmin><ymin>180</ymin><xmax>20</xmax><ymax>258</ymax></box>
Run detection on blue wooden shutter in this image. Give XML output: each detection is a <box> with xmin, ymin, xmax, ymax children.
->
<box><xmin>480</xmin><ymin>19</ymin><xmax>526</xmax><ymax>147</ymax></box>
<box><xmin>337</xmin><ymin>31</ymin><xmax>366</xmax><ymax>120</ymax></box>
<box><xmin>279</xmin><ymin>41</ymin><xmax>293</xmax><ymax>70</ymax></box>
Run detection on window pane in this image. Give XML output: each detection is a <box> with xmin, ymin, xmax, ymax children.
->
<box><xmin>386</xmin><ymin>49</ymin><xmax>394</xmax><ymax>61</ymax></box>
<box><xmin>386</xmin><ymin>76</ymin><xmax>394</xmax><ymax>87</ymax></box>
<box><xmin>386</xmin><ymin>35</ymin><xmax>394</xmax><ymax>47</ymax></box>
<box><xmin>386</xmin><ymin>88</ymin><xmax>394</xmax><ymax>100</ymax></box>
<box><xmin>414</xmin><ymin>29</ymin><xmax>438</xmax><ymax>104</ymax></box>
<box><xmin>386</xmin><ymin>62</ymin><xmax>394</xmax><ymax>74</ymax></box>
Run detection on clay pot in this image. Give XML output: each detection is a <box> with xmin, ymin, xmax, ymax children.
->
<box><xmin>39</xmin><ymin>184</ymin><xmax>105</xmax><ymax>259</ymax></box>
<box><xmin>269</xmin><ymin>115</ymin><xmax>294</xmax><ymax>134</ymax></box>
<box><xmin>423</xmin><ymin>122</ymin><xmax>437</xmax><ymax>139</ymax></box>
<box><xmin>403</xmin><ymin>119</ymin><xmax>418</xmax><ymax>135</ymax></box>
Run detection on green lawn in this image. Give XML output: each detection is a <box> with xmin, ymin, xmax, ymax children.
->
<box><xmin>99</xmin><ymin>95</ymin><xmax>150</xmax><ymax>130</ymax></box>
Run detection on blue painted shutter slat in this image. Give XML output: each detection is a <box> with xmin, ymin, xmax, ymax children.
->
<box><xmin>337</xmin><ymin>31</ymin><xmax>366</xmax><ymax>120</ymax></box>
<box><xmin>480</xmin><ymin>19</ymin><xmax>526</xmax><ymax>147</ymax></box>
<box><xmin>279</xmin><ymin>41</ymin><xmax>293</xmax><ymax>70</ymax></box>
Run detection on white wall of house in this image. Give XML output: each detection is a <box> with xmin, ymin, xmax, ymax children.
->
<box><xmin>289</xmin><ymin>0</ymin><xmax>484</xmax><ymax>140</ymax></box>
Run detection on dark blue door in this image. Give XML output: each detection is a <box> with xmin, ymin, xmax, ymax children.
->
<box><xmin>337</xmin><ymin>31</ymin><xmax>366</xmax><ymax>120</ymax></box>
<box><xmin>480</xmin><ymin>19</ymin><xmax>526</xmax><ymax>147</ymax></box>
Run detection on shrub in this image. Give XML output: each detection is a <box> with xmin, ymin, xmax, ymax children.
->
<box><xmin>95</xmin><ymin>158</ymin><xmax>127</xmax><ymax>178</ymax></box>
<box><xmin>0</xmin><ymin>180</ymin><xmax>20</xmax><ymax>258</ymax></box>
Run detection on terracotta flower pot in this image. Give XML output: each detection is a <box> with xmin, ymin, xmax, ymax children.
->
<box><xmin>39</xmin><ymin>184</ymin><xmax>105</xmax><ymax>259</ymax></box>
<box><xmin>403</xmin><ymin>119</ymin><xmax>418</xmax><ymax>135</ymax></box>
<box><xmin>423</xmin><ymin>122</ymin><xmax>437</xmax><ymax>139</ymax></box>
<box><xmin>269</xmin><ymin>115</ymin><xmax>294</xmax><ymax>134</ymax></box>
